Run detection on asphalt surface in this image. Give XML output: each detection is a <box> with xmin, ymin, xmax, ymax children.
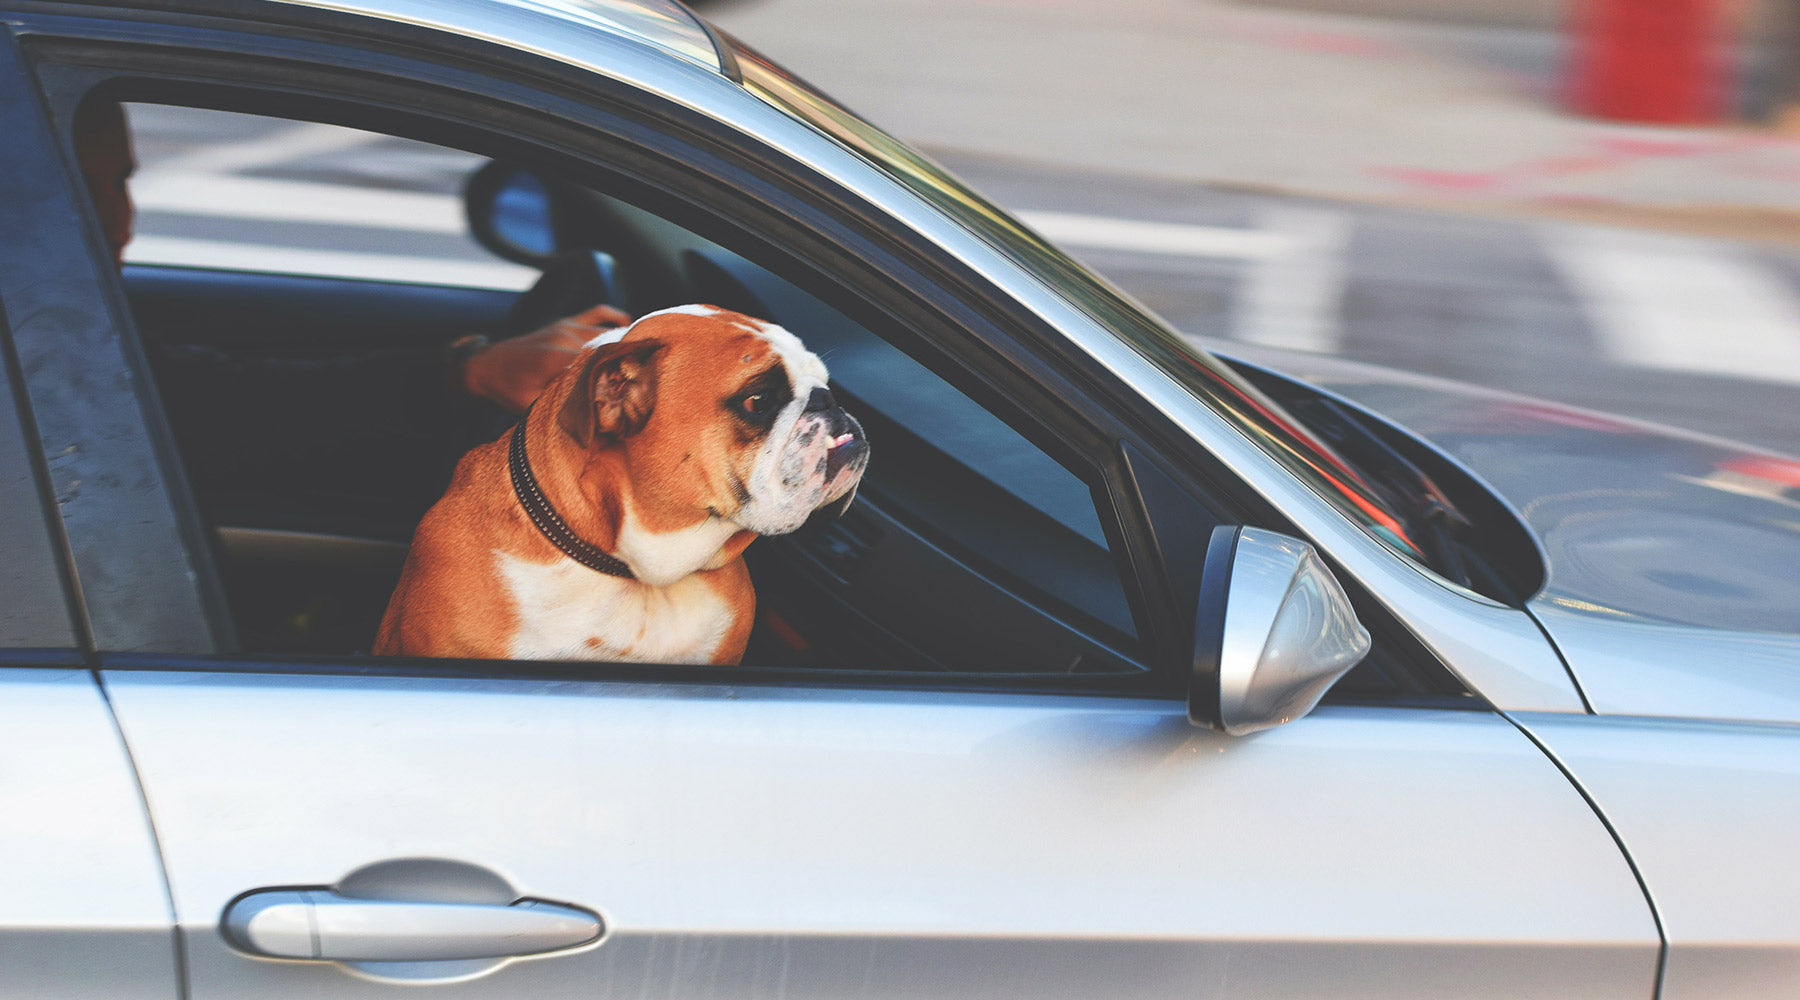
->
<box><xmin>936</xmin><ymin>149</ymin><xmax>1800</xmax><ymax>455</ymax></box>
<box><xmin>124</xmin><ymin>104</ymin><xmax>1800</xmax><ymax>457</ymax></box>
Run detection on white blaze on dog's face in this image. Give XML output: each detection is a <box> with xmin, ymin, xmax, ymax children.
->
<box><xmin>561</xmin><ymin>304</ymin><xmax>869</xmax><ymax>539</ymax></box>
<box><xmin>731</xmin><ymin>315</ymin><xmax>870</xmax><ymax>535</ymax></box>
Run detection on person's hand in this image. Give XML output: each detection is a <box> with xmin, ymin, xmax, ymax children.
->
<box><xmin>461</xmin><ymin>304</ymin><xmax>633</xmax><ymax>413</ymax></box>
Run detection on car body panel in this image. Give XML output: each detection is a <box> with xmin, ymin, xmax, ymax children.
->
<box><xmin>0</xmin><ymin>669</ymin><xmax>179</xmax><ymax>999</ymax></box>
<box><xmin>1215</xmin><ymin>342</ymin><xmax>1800</xmax><ymax>724</ymax></box>
<box><xmin>1528</xmin><ymin>607</ymin><xmax>1800</xmax><ymax>724</ymax></box>
<box><xmin>1519</xmin><ymin>712</ymin><xmax>1800</xmax><ymax>1000</ymax></box>
<box><xmin>104</xmin><ymin>668</ymin><xmax>1657</xmax><ymax>998</ymax></box>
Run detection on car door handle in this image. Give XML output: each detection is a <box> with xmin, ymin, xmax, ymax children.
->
<box><xmin>223</xmin><ymin>889</ymin><xmax>604</xmax><ymax>962</ymax></box>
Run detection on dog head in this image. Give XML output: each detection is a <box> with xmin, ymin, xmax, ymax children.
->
<box><xmin>557</xmin><ymin>304</ymin><xmax>869</xmax><ymax>537</ymax></box>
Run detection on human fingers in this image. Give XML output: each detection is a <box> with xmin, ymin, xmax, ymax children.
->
<box><xmin>520</xmin><ymin>320</ymin><xmax>594</xmax><ymax>350</ymax></box>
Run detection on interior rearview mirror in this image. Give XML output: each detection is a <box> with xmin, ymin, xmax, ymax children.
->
<box><xmin>466</xmin><ymin>160</ymin><xmax>560</xmax><ymax>265</ymax></box>
<box><xmin>1189</xmin><ymin>526</ymin><xmax>1371</xmax><ymax>735</ymax></box>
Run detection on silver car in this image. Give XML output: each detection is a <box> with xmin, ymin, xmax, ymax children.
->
<box><xmin>1</xmin><ymin>1</ymin><xmax>1796</xmax><ymax>998</ymax></box>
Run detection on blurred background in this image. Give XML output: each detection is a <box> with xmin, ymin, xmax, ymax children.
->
<box><xmin>131</xmin><ymin>0</ymin><xmax>1800</xmax><ymax>454</ymax></box>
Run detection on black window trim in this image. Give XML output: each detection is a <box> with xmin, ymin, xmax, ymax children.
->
<box><xmin>1</xmin><ymin>23</ymin><xmax>231</xmax><ymax>656</ymax></box>
<box><xmin>0</xmin><ymin>285</ymin><xmax>88</xmax><ymax>654</ymax></box>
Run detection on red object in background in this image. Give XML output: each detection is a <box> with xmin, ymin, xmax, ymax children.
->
<box><xmin>1568</xmin><ymin>0</ymin><xmax>1727</xmax><ymax>124</ymax></box>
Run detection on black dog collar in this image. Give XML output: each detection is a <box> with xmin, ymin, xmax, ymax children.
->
<box><xmin>508</xmin><ymin>417</ymin><xmax>636</xmax><ymax>580</ymax></box>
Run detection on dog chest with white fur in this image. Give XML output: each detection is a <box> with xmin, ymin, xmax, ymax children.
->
<box><xmin>374</xmin><ymin>305</ymin><xmax>869</xmax><ymax>664</ymax></box>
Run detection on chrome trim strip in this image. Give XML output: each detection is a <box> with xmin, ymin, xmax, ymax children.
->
<box><xmin>266</xmin><ymin>0</ymin><xmax>724</xmax><ymax>73</ymax></box>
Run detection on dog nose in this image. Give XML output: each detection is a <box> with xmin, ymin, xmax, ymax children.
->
<box><xmin>804</xmin><ymin>387</ymin><xmax>837</xmax><ymax>413</ymax></box>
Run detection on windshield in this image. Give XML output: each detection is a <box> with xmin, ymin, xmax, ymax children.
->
<box><xmin>729</xmin><ymin>40</ymin><xmax>1431</xmax><ymax>568</ymax></box>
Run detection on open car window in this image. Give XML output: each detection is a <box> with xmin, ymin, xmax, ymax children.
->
<box><xmin>110</xmin><ymin>101</ymin><xmax>1151</xmax><ymax>679</ymax></box>
<box><xmin>128</xmin><ymin>106</ymin><xmax>540</xmax><ymax>291</ymax></box>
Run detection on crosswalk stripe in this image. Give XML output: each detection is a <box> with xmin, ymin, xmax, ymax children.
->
<box><xmin>133</xmin><ymin>173</ymin><xmax>467</xmax><ymax>233</ymax></box>
<box><xmin>1232</xmin><ymin>206</ymin><xmax>1350</xmax><ymax>354</ymax></box>
<box><xmin>1017</xmin><ymin>209</ymin><xmax>1294</xmax><ymax>260</ymax></box>
<box><xmin>125</xmin><ymin>235</ymin><xmax>540</xmax><ymax>290</ymax></box>
<box><xmin>143</xmin><ymin>120</ymin><xmax>385</xmax><ymax>175</ymax></box>
<box><xmin>1546</xmin><ymin>227</ymin><xmax>1800</xmax><ymax>387</ymax></box>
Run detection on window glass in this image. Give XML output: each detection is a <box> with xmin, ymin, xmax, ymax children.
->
<box><xmin>107</xmin><ymin>103</ymin><xmax>1146</xmax><ymax>675</ymax></box>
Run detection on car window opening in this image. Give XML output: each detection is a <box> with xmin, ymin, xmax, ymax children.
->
<box><xmin>102</xmin><ymin>100</ymin><xmax>1150</xmax><ymax>679</ymax></box>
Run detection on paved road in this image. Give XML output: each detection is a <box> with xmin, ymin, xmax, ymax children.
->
<box><xmin>125</xmin><ymin>105</ymin><xmax>1800</xmax><ymax>457</ymax></box>
<box><xmin>938</xmin><ymin>150</ymin><xmax>1800</xmax><ymax>455</ymax></box>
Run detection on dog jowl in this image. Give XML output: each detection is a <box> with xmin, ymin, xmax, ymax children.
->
<box><xmin>374</xmin><ymin>304</ymin><xmax>869</xmax><ymax>665</ymax></box>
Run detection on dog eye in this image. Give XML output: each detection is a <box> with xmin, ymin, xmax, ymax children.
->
<box><xmin>738</xmin><ymin>393</ymin><xmax>769</xmax><ymax>416</ymax></box>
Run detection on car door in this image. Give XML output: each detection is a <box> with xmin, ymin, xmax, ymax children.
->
<box><xmin>0</xmin><ymin>29</ymin><xmax>179</xmax><ymax>998</ymax></box>
<box><xmin>14</xmin><ymin>8</ymin><xmax>1661</xmax><ymax>999</ymax></box>
<box><xmin>99</xmin><ymin>674</ymin><xmax>1660</xmax><ymax>1000</ymax></box>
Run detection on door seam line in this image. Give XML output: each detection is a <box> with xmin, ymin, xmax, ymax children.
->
<box><xmin>91</xmin><ymin>664</ymin><xmax>194</xmax><ymax>1000</ymax></box>
<box><xmin>1504</xmin><ymin>709</ymin><xmax>1667</xmax><ymax>1000</ymax></box>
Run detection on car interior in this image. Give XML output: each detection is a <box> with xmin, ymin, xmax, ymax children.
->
<box><xmin>117</xmin><ymin>104</ymin><xmax>1156</xmax><ymax>678</ymax></box>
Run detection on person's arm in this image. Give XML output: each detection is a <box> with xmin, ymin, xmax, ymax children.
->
<box><xmin>456</xmin><ymin>304</ymin><xmax>632</xmax><ymax>412</ymax></box>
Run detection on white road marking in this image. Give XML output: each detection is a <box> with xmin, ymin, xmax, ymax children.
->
<box><xmin>1017</xmin><ymin>209</ymin><xmax>1295</xmax><ymax>260</ymax></box>
<box><xmin>134</xmin><ymin>180</ymin><xmax>1296</xmax><ymax>261</ymax></box>
<box><xmin>1232</xmin><ymin>206</ymin><xmax>1351</xmax><ymax>353</ymax></box>
<box><xmin>125</xmin><ymin>235</ymin><xmax>540</xmax><ymax>290</ymax></box>
<box><xmin>143</xmin><ymin>120</ymin><xmax>385</xmax><ymax>174</ymax></box>
<box><xmin>133</xmin><ymin>173</ymin><xmax>467</xmax><ymax>233</ymax></box>
<box><xmin>1548</xmin><ymin>227</ymin><xmax>1800</xmax><ymax>386</ymax></box>
<box><xmin>131</xmin><ymin>167</ymin><xmax>1301</xmax><ymax>268</ymax></box>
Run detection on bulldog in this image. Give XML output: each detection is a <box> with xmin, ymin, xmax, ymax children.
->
<box><xmin>374</xmin><ymin>304</ymin><xmax>868</xmax><ymax>664</ymax></box>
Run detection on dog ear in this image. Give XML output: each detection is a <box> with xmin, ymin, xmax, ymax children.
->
<box><xmin>558</xmin><ymin>338</ymin><xmax>665</xmax><ymax>447</ymax></box>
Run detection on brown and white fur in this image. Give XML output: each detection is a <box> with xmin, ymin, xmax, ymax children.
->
<box><xmin>373</xmin><ymin>305</ymin><xmax>868</xmax><ymax>664</ymax></box>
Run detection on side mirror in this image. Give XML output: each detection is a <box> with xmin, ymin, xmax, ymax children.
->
<box><xmin>465</xmin><ymin>161</ymin><xmax>560</xmax><ymax>265</ymax></box>
<box><xmin>1189</xmin><ymin>526</ymin><xmax>1371</xmax><ymax>735</ymax></box>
